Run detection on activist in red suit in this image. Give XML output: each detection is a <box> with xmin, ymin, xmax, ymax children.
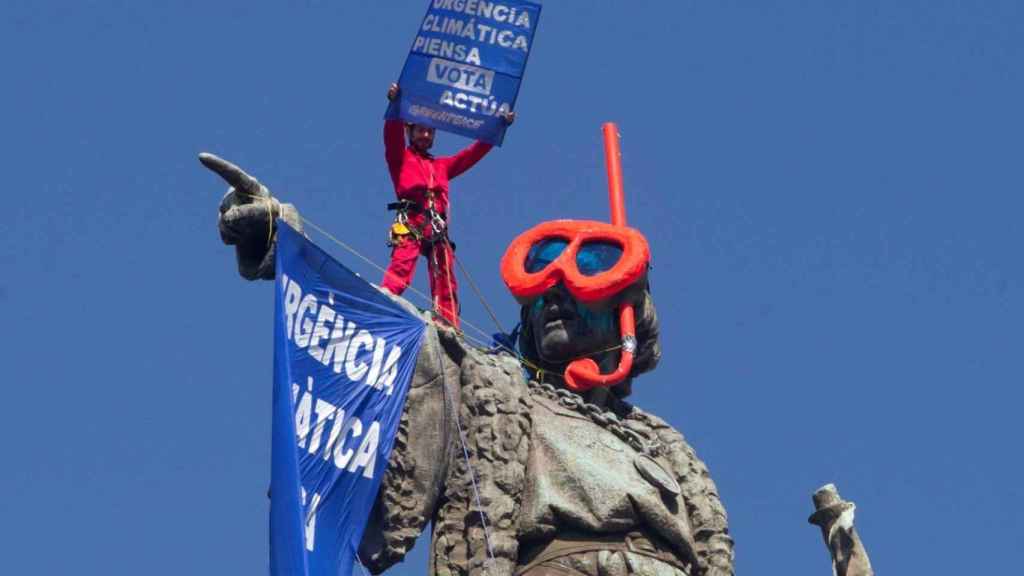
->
<box><xmin>381</xmin><ymin>82</ymin><xmax>514</xmax><ymax>328</ymax></box>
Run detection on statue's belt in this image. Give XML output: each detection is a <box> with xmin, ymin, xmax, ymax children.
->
<box><xmin>516</xmin><ymin>530</ymin><xmax>691</xmax><ymax>576</ymax></box>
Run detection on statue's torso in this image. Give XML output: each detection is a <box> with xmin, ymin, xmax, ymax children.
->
<box><xmin>363</xmin><ymin>340</ymin><xmax>730</xmax><ymax>576</ymax></box>
<box><xmin>520</xmin><ymin>391</ymin><xmax>696</xmax><ymax>563</ymax></box>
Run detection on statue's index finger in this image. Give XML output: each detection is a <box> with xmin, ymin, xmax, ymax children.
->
<box><xmin>198</xmin><ymin>152</ymin><xmax>259</xmax><ymax>193</ymax></box>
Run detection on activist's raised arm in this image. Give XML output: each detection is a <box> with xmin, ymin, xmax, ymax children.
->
<box><xmin>384</xmin><ymin>84</ymin><xmax>406</xmax><ymax>181</ymax></box>
<box><xmin>445</xmin><ymin>111</ymin><xmax>513</xmax><ymax>179</ymax></box>
<box><xmin>384</xmin><ymin>120</ymin><xmax>406</xmax><ymax>177</ymax></box>
<box><xmin>201</xmin><ymin>152</ymin><xmax>303</xmax><ymax>280</ymax></box>
<box><xmin>444</xmin><ymin>140</ymin><xmax>493</xmax><ymax>180</ymax></box>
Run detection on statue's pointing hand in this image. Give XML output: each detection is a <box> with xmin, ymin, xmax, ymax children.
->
<box><xmin>200</xmin><ymin>152</ymin><xmax>302</xmax><ymax>281</ymax></box>
<box><xmin>201</xmin><ymin>152</ymin><xmax>277</xmax><ymax>246</ymax></box>
<box><xmin>200</xmin><ymin>152</ymin><xmax>270</xmax><ymax>202</ymax></box>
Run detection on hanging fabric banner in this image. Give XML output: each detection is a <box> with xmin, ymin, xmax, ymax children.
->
<box><xmin>386</xmin><ymin>0</ymin><xmax>542</xmax><ymax>146</ymax></box>
<box><xmin>270</xmin><ymin>223</ymin><xmax>426</xmax><ymax>576</ymax></box>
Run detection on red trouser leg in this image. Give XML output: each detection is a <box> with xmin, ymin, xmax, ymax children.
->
<box><xmin>427</xmin><ymin>241</ymin><xmax>460</xmax><ymax>328</ymax></box>
<box><xmin>381</xmin><ymin>237</ymin><xmax>420</xmax><ymax>295</ymax></box>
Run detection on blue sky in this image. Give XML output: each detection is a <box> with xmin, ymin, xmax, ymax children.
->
<box><xmin>2</xmin><ymin>1</ymin><xmax>1021</xmax><ymax>574</ymax></box>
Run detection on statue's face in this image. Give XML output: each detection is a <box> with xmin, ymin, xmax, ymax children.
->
<box><xmin>528</xmin><ymin>283</ymin><xmax>619</xmax><ymax>364</ymax></box>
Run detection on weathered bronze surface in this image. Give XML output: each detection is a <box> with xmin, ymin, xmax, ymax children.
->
<box><xmin>205</xmin><ymin>154</ymin><xmax>873</xmax><ymax>576</ymax></box>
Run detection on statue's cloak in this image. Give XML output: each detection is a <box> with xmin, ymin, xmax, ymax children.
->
<box><xmin>358</xmin><ymin>305</ymin><xmax>732</xmax><ymax>576</ymax></box>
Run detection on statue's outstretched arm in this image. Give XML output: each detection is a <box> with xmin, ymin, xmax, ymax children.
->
<box><xmin>201</xmin><ymin>152</ymin><xmax>466</xmax><ymax>570</ymax></box>
<box><xmin>200</xmin><ymin>152</ymin><xmax>303</xmax><ymax>280</ymax></box>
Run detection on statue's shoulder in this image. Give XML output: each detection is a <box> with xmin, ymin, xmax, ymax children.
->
<box><xmin>622</xmin><ymin>404</ymin><xmax>691</xmax><ymax>450</ymax></box>
<box><xmin>624</xmin><ymin>402</ymin><xmax>730</xmax><ymax>540</ymax></box>
<box><xmin>452</xmin><ymin>335</ymin><xmax>527</xmax><ymax>383</ymax></box>
<box><xmin>466</xmin><ymin>344</ymin><xmax>525</xmax><ymax>378</ymax></box>
<box><xmin>378</xmin><ymin>287</ymin><xmax>435</xmax><ymax>323</ymax></box>
<box><xmin>621</xmin><ymin>403</ymin><xmax>710</xmax><ymax>483</ymax></box>
<box><xmin>453</xmin><ymin>338</ymin><xmax>534</xmax><ymax>417</ymax></box>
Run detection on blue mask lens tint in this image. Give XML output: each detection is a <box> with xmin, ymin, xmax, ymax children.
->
<box><xmin>576</xmin><ymin>241</ymin><xmax>623</xmax><ymax>276</ymax></box>
<box><xmin>525</xmin><ymin>238</ymin><xmax>568</xmax><ymax>273</ymax></box>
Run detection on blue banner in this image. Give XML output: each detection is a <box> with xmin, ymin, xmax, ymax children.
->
<box><xmin>386</xmin><ymin>0</ymin><xmax>542</xmax><ymax>145</ymax></box>
<box><xmin>271</xmin><ymin>223</ymin><xmax>425</xmax><ymax>576</ymax></box>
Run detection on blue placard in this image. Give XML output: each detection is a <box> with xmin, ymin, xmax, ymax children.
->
<box><xmin>386</xmin><ymin>0</ymin><xmax>542</xmax><ymax>145</ymax></box>
<box><xmin>270</xmin><ymin>223</ymin><xmax>426</xmax><ymax>576</ymax></box>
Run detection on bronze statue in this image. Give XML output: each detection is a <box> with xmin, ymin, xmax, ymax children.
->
<box><xmin>204</xmin><ymin>149</ymin><xmax>733</xmax><ymax>576</ymax></box>
<box><xmin>203</xmin><ymin>147</ymin><xmax>872</xmax><ymax>576</ymax></box>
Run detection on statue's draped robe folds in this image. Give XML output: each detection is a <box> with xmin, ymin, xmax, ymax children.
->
<box><xmin>358</xmin><ymin>298</ymin><xmax>734</xmax><ymax>576</ymax></box>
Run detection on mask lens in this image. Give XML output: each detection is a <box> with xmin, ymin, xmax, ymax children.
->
<box><xmin>576</xmin><ymin>241</ymin><xmax>624</xmax><ymax>276</ymax></box>
<box><xmin>525</xmin><ymin>238</ymin><xmax>569</xmax><ymax>273</ymax></box>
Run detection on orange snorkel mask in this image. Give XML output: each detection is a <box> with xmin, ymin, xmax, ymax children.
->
<box><xmin>500</xmin><ymin>123</ymin><xmax>649</xmax><ymax>392</ymax></box>
<box><xmin>501</xmin><ymin>220</ymin><xmax>650</xmax><ymax>305</ymax></box>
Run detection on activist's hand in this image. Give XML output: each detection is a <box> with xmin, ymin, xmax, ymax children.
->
<box><xmin>502</xmin><ymin>110</ymin><xmax>516</xmax><ymax>125</ymax></box>
<box><xmin>387</xmin><ymin>83</ymin><xmax>400</xmax><ymax>102</ymax></box>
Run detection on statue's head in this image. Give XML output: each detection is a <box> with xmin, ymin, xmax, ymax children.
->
<box><xmin>501</xmin><ymin>220</ymin><xmax>661</xmax><ymax>396</ymax></box>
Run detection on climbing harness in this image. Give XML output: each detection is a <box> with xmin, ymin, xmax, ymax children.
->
<box><xmin>385</xmin><ymin>192</ymin><xmax>460</xmax><ymax>325</ymax></box>
<box><xmin>386</xmin><ymin>199</ymin><xmax>422</xmax><ymax>245</ymax></box>
<box><xmin>385</xmin><ymin>193</ymin><xmax>450</xmax><ymax>247</ymax></box>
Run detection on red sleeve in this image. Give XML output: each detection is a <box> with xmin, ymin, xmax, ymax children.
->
<box><xmin>384</xmin><ymin>119</ymin><xmax>406</xmax><ymax>184</ymax></box>
<box><xmin>444</xmin><ymin>140</ymin><xmax>494</xmax><ymax>179</ymax></box>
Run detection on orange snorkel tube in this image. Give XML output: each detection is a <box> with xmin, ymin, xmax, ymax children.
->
<box><xmin>563</xmin><ymin>123</ymin><xmax>637</xmax><ymax>392</ymax></box>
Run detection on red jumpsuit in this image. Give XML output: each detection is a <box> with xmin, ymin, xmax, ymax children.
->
<box><xmin>381</xmin><ymin>119</ymin><xmax>493</xmax><ymax>327</ymax></box>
